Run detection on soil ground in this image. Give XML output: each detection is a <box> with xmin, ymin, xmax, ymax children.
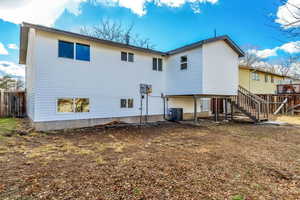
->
<box><xmin>0</xmin><ymin>118</ymin><xmax>300</xmax><ymax>200</ymax></box>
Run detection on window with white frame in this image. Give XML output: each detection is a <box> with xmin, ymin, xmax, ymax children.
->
<box><xmin>153</xmin><ymin>58</ymin><xmax>163</xmax><ymax>71</ymax></box>
<box><xmin>120</xmin><ymin>98</ymin><xmax>134</xmax><ymax>108</ymax></box>
<box><xmin>57</xmin><ymin>98</ymin><xmax>89</xmax><ymax>113</ymax></box>
<box><xmin>58</xmin><ymin>40</ymin><xmax>90</xmax><ymax>61</ymax></box>
<box><xmin>180</xmin><ymin>56</ymin><xmax>188</xmax><ymax>70</ymax></box>
<box><xmin>121</xmin><ymin>52</ymin><xmax>134</xmax><ymax>62</ymax></box>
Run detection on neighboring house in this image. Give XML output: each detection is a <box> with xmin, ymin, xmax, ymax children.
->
<box><xmin>239</xmin><ymin>65</ymin><xmax>294</xmax><ymax>94</ymax></box>
<box><xmin>19</xmin><ymin>22</ymin><xmax>244</xmax><ymax>130</ymax></box>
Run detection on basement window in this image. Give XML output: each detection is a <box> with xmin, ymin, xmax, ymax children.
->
<box><xmin>57</xmin><ymin>98</ymin><xmax>90</xmax><ymax>113</ymax></box>
<box><xmin>57</xmin><ymin>98</ymin><xmax>74</xmax><ymax>113</ymax></box>
<box><xmin>58</xmin><ymin>40</ymin><xmax>74</xmax><ymax>59</ymax></box>
<box><xmin>180</xmin><ymin>56</ymin><xmax>188</xmax><ymax>70</ymax></box>
<box><xmin>75</xmin><ymin>98</ymin><xmax>90</xmax><ymax>112</ymax></box>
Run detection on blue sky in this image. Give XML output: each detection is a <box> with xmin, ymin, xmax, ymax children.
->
<box><xmin>0</xmin><ymin>0</ymin><xmax>299</xmax><ymax>78</ymax></box>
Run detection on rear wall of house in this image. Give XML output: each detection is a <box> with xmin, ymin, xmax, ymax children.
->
<box><xmin>32</xmin><ymin>30</ymin><xmax>167</xmax><ymax>122</ymax></box>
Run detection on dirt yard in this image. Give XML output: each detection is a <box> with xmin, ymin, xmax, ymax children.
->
<box><xmin>0</xmin><ymin>118</ymin><xmax>300</xmax><ymax>200</ymax></box>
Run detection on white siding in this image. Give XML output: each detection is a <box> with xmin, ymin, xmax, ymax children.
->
<box><xmin>33</xmin><ymin>30</ymin><xmax>165</xmax><ymax>122</ymax></box>
<box><xmin>165</xmin><ymin>48</ymin><xmax>203</xmax><ymax>95</ymax></box>
<box><xmin>202</xmin><ymin>40</ymin><xmax>239</xmax><ymax>95</ymax></box>
<box><xmin>25</xmin><ymin>28</ymin><xmax>37</xmax><ymax>120</ymax></box>
<box><xmin>27</xmin><ymin>29</ymin><xmax>240</xmax><ymax>123</ymax></box>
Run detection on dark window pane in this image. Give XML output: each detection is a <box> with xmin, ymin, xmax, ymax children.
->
<box><xmin>181</xmin><ymin>56</ymin><xmax>187</xmax><ymax>63</ymax></box>
<box><xmin>58</xmin><ymin>41</ymin><xmax>74</xmax><ymax>59</ymax></box>
<box><xmin>158</xmin><ymin>58</ymin><xmax>163</xmax><ymax>71</ymax></box>
<box><xmin>128</xmin><ymin>53</ymin><xmax>134</xmax><ymax>62</ymax></box>
<box><xmin>128</xmin><ymin>99</ymin><xmax>134</xmax><ymax>108</ymax></box>
<box><xmin>153</xmin><ymin>58</ymin><xmax>157</xmax><ymax>71</ymax></box>
<box><xmin>181</xmin><ymin>63</ymin><xmax>187</xmax><ymax>70</ymax></box>
<box><xmin>76</xmin><ymin>43</ymin><xmax>90</xmax><ymax>61</ymax></box>
<box><xmin>121</xmin><ymin>52</ymin><xmax>127</xmax><ymax>61</ymax></box>
<box><xmin>75</xmin><ymin>98</ymin><xmax>90</xmax><ymax>112</ymax></box>
<box><xmin>120</xmin><ymin>99</ymin><xmax>127</xmax><ymax>108</ymax></box>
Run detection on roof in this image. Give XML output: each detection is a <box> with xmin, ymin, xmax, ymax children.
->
<box><xmin>239</xmin><ymin>65</ymin><xmax>294</xmax><ymax>79</ymax></box>
<box><xmin>167</xmin><ymin>35</ymin><xmax>245</xmax><ymax>57</ymax></box>
<box><xmin>19</xmin><ymin>22</ymin><xmax>245</xmax><ymax>64</ymax></box>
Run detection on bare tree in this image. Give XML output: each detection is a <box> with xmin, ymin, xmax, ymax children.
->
<box><xmin>277</xmin><ymin>54</ymin><xmax>300</xmax><ymax>76</ymax></box>
<box><xmin>239</xmin><ymin>45</ymin><xmax>262</xmax><ymax>67</ymax></box>
<box><xmin>80</xmin><ymin>18</ymin><xmax>155</xmax><ymax>49</ymax></box>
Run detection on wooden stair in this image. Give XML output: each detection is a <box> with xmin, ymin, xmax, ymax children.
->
<box><xmin>229</xmin><ymin>86</ymin><xmax>269</xmax><ymax>122</ymax></box>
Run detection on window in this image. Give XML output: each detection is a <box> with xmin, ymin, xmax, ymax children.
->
<box><xmin>120</xmin><ymin>99</ymin><xmax>127</xmax><ymax>108</ymax></box>
<box><xmin>128</xmin><ymin>99</ymin><xmax>134</xmax><ymax>108</ymax></box>
<box><xmin>158</xmin><ymin>58</ymin><xmax>163</xmax><ymax>71</ymax></box>
<box><xmin>57</xmin><ymin>98</ymin><xmax>90</xmax><ymax>113</ymax></box>
<box><xmin>128</xmin><ymin>53</ymin><xmax>134</xmax><ymax>62</ymax></box>
<box><xmin>57</xmin><ymin>98</ymin><xmax>74</xmax><ymax>113</ymax></box>
<box><xmin>120</xmin><ymin>99</ymin><xmax>134</xmax><ymax>108</ymax></box>
<box><xmin>153</xmin><ymin>58</ymin><xmax>157</xmax><ymax>71</ymax></box>
<box><xmin>121</xmin><ymin>52</ymin><xmax>127</xmax><ymax>61</ymax></box>
<box><xmin>121</xmin><ymin>52</ymin><xmax>134</xmax><ymax>62</ymax></box>
<box><xmin>251</xmin><ymin>72</ymin><xmax>259</xmax><ymax>81</ymax></box>
<box><xmin>271</xmin><ymin>76</ymin><xmax>274</xmax><ymax>83</ymax></box>
<box><xmin>152</xmin><ymin>58</ymin><xmax>163</xmax><ymax>71</ymax></box>
<box><xmin>180</xmin><ymin>56</ymin><xmax>188</xmax><ymax>70</ymax></box>
<box><xmin>58</xmin><ymin>40</ymin><xmax>74</xmax><ymax>59</ymax></box>
<box><xmin>76</xmin><ymin>43</ymin><xmax>90</xmax><ymax>61</ymax></box>
<box><xmin>75</xmin><ymin>98</ymin><xmax>90</xmax><ymax>112</ymax></box>
<box><xmin>265</xmin><ymin>74</ymin><xmax>268</xmax><ymax>83</ymax></box>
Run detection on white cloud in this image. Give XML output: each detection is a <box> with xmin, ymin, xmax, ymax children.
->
<box><xmin>276</xmin><ymin>0</ymin><xmax>300</xmax><ymax>28</ymax></box>
<box><xmin>101</xmin><ymin>0</ymin><xmax>218</xmax><ymax>16</ymax></box>
<box><xmin>249</xmin><ymin>41</ymin><xmax>300</xmax><ymax>59</ymax></box>
<box><xmin>249</xmin><ymin>48</ymin><xmax>278</xmax><ymax>59</ymax></box>
<box><xmin>0</xmin><ymin>61</ymin><xmax>25</xmax><ymax>78</ymax></box>
<box><xmin>7</xmin><ymin>44</ymin><xmax>19</xmax><ymax>50</ymax></box>
<box><xmin>0</xmin><ymin>0</ymin><xmax>87</xmax><ymax>26</ymax></box>
<box><xmin>280</xmin><ymin>41</ymin><xmax>300</xmax><ymax>54</ymax></box>
<box><xmin>0</xmin><ymin>43</ymin><xmax>9</xmax><ymax>55</ymax></box>
<box><xmin>0</xmin><ymin>0</ymin><xmax>218</xmax><ymax>26</ymax></box>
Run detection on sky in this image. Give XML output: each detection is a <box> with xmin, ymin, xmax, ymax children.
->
<box><xmin>0</xmin><ymin>0</ymin><xmax>299</xmax><ymax>79</ymax></box>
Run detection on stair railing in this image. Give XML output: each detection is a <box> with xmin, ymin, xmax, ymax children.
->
<box><xmin>233</xmin><ymin>86</ymin><xmax>269</xmax><ymax>121</ymax></box>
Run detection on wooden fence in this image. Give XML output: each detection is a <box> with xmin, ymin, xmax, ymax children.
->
<box><xmin>0</xmin><ymin>91</ymin><xmax>26</xmax><ymax>118</ymax></box>
<box><xmin>258</xmin><ymin>94</ymin><xmax>300</xmax><ymax>115</ymax></box>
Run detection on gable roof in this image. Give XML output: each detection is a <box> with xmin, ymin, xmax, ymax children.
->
<box><xmin>167</xmin><ymin>35</ymin><xmax>245</xmax><ymax>57</ymax></box>
<box><xmin>19</xmin><ymin>22</ymin><xmax>245</xmax><ymax>64</ymax></box>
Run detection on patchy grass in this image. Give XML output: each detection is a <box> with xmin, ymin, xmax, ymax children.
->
<box><xmin>1</xmin><ymin>121</ymin><xmax>300</xmax><ymax>199</ymax></box>
<box><xmin>0</xmin><ymin>118</ymin><xmax>17</xmax><ymax>139</ymax></box>
<box><xmin>274</xmin><ymin>115</ymin><xmax>300</xmax><ymax>125</ymax></box>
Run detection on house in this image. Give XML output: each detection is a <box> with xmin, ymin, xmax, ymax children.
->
<box><xmin>239</xmin><ymin>65</ymin><xmax>294</xmax><ymax>94</ymax></box>
<box><xmin>19</xmin><ymin>22</ymin><xmax>245</xmax><ymax>131</ymax></box>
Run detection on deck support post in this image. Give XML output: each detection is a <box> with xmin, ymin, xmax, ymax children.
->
<box><xmin>224</xmin><ymin>98</ymin><xmax>228</xmax><ymax>120</ymax></box>
<box><xmin>194</xmin><ymin>95</ymin><xmax>198</xmax><ymax>123</ymax></box>
<box><xmin>214</xmin><ymin>97</ymin><xmax>218</xmax><ymax>122</ymax></box>
<box><xmin>230</xmin><ymin>99</ymin><xmax>234</xmax><ymax>121</ymax></box>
